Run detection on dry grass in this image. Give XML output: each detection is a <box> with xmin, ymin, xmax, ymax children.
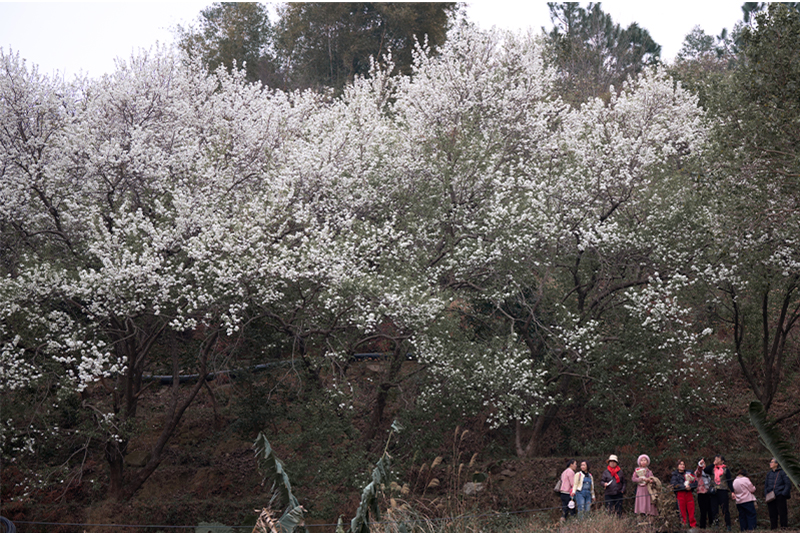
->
<box><xmin>549</xmin><ymin>512</ymin><xmax>660</xmax><ymax>533</ymax></box>
<box><xmin>361</xmin><ymin>510</ymin><xmax>657</xmax><ymax>533</ymax></box>
<box><xmin>363</xmin><ymin>506</ymin><xmax>702</xmax><ymax>533</ymax></box>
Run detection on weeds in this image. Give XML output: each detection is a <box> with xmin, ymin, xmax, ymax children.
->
<box><xmin>359</xmin><ymin>509</ymin><xmax>665</xmax><ymax>533</ymax></box>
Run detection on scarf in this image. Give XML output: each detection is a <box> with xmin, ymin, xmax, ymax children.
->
<box><xmin>607</xmin><ymin>464</ymin><xmax>621</xmax><ymax>484</ymax></box>
<box><xmin>714</xmin><ymin>464</ymin><xmax>726</xmax><ymax>485</ymax></box>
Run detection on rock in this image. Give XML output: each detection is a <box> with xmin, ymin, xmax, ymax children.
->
<box><xmin>463</xmin><ymin>482</ymin><xmax>485</xmax><ymax>496</ymax></box>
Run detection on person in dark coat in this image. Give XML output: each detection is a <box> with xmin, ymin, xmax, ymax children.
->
<box><xmin>600</xmin><ymin>454</ymin><xmax>626</xmax><ymax>516</ymax></box>
<box><xmin>765</xmin><ymin>458</ymin><xmax>792</xmax><ymax>529</ymax></box>
<box><xmin>704</xmin><ymin>454</ymin><xmax>733</xmax><ymax>531</ymax></box>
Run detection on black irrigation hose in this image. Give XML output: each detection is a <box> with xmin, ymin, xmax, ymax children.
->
<box><xmin>142</xmin><ymin>353</ymin><xmax>415</xmax><ymax>385</ymax></box>
<box><xmin>141</xmin><ymin>360</ymin><xmax>295</xmax><ymax>385</ymax></box>
<box><xmin>0</xmin><ymin>517</ymin><xmax>16</xmax><ymax>533</ymax></box>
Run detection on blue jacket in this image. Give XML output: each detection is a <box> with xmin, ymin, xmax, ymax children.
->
<box><xmin>765</xmin><ymin>468</ymin><xmax>791</xmax><ymax>499</ymax></box>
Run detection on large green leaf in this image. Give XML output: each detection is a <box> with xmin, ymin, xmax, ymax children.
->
<box><xmin>277</xmin><ymin>503</ymin><xmax>307</xmax><ymax>533</ymax></box>
<box><xmin>350</xmin><ymin>423</ymin><xmax>403</xmax><ymax>533</ymax></box>
<box><xmin>253</xmin><ymin>432</ymin><xmax>306</xmax><ymax>533</ymax></box>
<box><xmin>748</xmin><ymin>401</ymin><xmax>800</xmax><ymax>491</ymax></box>
<box><xmin>350</xmin><ymin>453</ymin><xmax>391</xmax><ymax>533</ymax></box>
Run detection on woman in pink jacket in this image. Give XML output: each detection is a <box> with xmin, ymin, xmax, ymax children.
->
<box><xmin>559</xmin><ymin>459</ymin><xmax>578</xmax><ymax>521</ymax></box>
<box><xmin>732</xmin><ymin>468</ymin><xmax>758</xmax><ymax>531</ymax></box>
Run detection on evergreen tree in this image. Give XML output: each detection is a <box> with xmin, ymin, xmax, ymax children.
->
<box><xmin>545</xmin><ymin>2</ymin><xmax>661</xmax><ymax>105</ymax></box>
<box><xmin>177</xmin><ymin>2</ymin><xmax>275</xmax><ymax>84</ymax></box>
<box><xmin>275</xmin><ymin>2</ymin><xmax>457</xmax><ymax>91</ymax></box>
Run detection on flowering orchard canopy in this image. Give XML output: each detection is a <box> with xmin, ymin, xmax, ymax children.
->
<box><xmin>2</xmin><ymin>26</ymin><xmax>711</xmax><ymax>449</ymax></box>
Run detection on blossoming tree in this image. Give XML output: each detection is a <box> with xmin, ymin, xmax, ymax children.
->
<box><xmin>1</xmin><ymin>48</ymin><xmax>315</xmax><ymax>499</ymax></box>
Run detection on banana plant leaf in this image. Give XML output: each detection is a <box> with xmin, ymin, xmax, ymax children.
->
<box><xmin>350</xmin><ymin>453</ymin><xmax>391</xmax><ymax>533</ymax></box>
<box><xmin>748</xmin><ymin>401</ymin><xmax>800</xmax><ymax>491</ymax></box>
<box><xmin>253</xmin><ymin>432</ymin><xmax>307</xmax><ymax>533</ymax></box>
<box><xmin>277</xmin><ymin>502</ymin><xmax>307</xmax><ymax>533</ymax></box>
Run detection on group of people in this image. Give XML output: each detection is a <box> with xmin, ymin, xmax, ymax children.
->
<box><xmin>558</xmin><ymin>454</ymin><xmax>793</xmax><ymax>530</ymax></box>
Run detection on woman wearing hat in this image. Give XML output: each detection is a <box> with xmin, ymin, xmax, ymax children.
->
<box><xmin>600</xmin><ymin>454</ymin><xmax>627</xmax><ymax>516</ymax></box>
<box><xmin>632</xmin><ymin>454</ymin><xmax>658</xmax><ymax>517</ymax></box>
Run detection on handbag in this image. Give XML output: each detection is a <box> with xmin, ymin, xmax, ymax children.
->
<box><xmin>766</xmin><ymin>470</ymin><xmax>778</xmax><ymax>503</ymax></box>
<box><xmin>701</xmin><ymin>471</ymin><xmax>716</xmax><ymax>494</ymax></box>
<box><xmin>554</xmin><ymin>478</ymin><xmax>562</xmax><ymax>493</ymax></box>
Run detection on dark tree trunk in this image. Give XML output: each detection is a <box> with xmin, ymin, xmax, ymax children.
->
<box><xmin>516</xmin><ymin>375</ymin><xmax>572</xmax><ymax>457</ymax></box>
<box><xmin>366</xmin><ymin>343</ymin><xmax>407</xmax><ymax>441</ymax></box>
<box><xmin>105</xmin><ymin>329</ymin><xmax>217</xmax><ymax>501</ymax></box>
<box><xmin>105</xmin><ymin>438</ymin><xmax>127</xmax><ymax>499</ymax></box>
<box><xmin>731</xmin><ymin>282</ymin><xmax>800</xmax><ymax>412</ymax></box>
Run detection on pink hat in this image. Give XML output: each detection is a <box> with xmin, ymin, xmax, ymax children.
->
<box><xmin>637</xmin><ymin>454</ymin><xmax>650</xmax><ymax>465</ymax></box>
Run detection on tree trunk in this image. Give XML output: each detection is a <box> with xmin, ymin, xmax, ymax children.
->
<box><xmin>732</xmin><ymin>283</ymin><xmax>800</xmax><ymax>412</ymax></box>
<box><xmin>105</xmin><ymin>438</ymin><xmax>127</xmax><ymax>499</ymax></box>
<box><xmin>110</xmin><ymin>330</ymin><xmax>217</xmax><ymax>501</ymax></box>
<box><xmin>366</xmin><ymin>344</ymin><xmax>406</xmax><ymax>441</ymax></box>
<box><xmin>515</xmin><ymin>375</ymin><xmax>572</xmax><ymax>457</ymax></box>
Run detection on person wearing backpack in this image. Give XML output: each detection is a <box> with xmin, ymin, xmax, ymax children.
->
<box><xmin>765</xmin><ymin>458</ymin><xmax>791</xmax><ymax>529</ymax></box>
<box><xmin>695</xmin><ymin>458</ymin><xmax>715</xmax><ymax>529</ymax></box>
<box><xmin>704</xmin><ymin>455</ymin><xmax>733</xmax><ymax>531</ymax></box>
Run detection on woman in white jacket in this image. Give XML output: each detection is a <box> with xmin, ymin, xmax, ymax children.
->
<box><xmin>571</xmin><ymin>461</ymin><xmax>596</xmax><ymax>516</ymax></box>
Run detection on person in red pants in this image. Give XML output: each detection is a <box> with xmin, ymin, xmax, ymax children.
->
<box><xmin>671</xmin><ymin>460</ymin><xmax>697</xmax><ymax>528</ymax></box>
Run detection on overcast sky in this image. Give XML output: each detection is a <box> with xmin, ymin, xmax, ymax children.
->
<box><xmin>1</xmin><ymin>1</ymin><xmax>745</xmax><ymax>81</ymax></box>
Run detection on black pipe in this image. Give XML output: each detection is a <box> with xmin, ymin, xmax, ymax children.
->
<box><xmin>142</xmin><ymin>352</ymin><xmax>415</xmax><ymax>385</ymax></box>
